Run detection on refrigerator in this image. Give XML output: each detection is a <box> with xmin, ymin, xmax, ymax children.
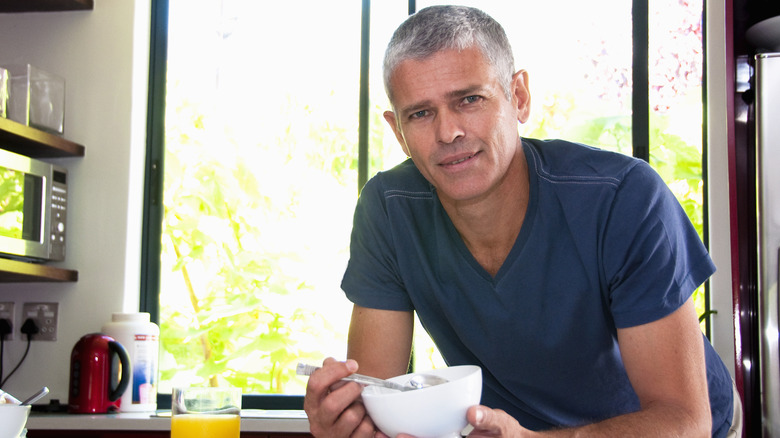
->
<box><xmin>756</xmin><ymin>52</ymin><xmax>780</xmax><ymax>436</ymax></box>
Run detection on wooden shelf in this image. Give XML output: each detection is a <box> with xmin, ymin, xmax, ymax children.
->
<box><xmin>0</xmin><ymin>0</ymin><xmax>86</xmax><ymax>284</ymax></box>
<box><xmin>0</xmin><ymin>117</ymin><xmax>82</xmax><ymax>283</ymax></box>
<box><xmin>0</xmin><ymin>258</ymin><xmax>77</xmax><ymax>282</ymax></box>
<box><xmin>0</xmin><ymin>0</ymin><xmax>93</xmax><ymax>12</ymax></box>
<box><xmin>0</xmin><ymin>117</ymin><xmax>85</xmax><ymax>158</ymax></box>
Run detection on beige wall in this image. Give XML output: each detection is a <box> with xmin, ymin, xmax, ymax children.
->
<box><xmin>0</xmin><ymin>0</ymin><xmax>151</xmax><ymax>401</ymax></box>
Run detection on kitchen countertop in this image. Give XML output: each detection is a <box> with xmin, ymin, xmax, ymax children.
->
<box><xmin>27</xmin><ymin>410</ymin><xmax>311</xmax><ymax>433</ymax></box>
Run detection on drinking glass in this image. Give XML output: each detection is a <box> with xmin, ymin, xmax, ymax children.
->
<box><xmin>171</xmin><ymin>387</ymin><xmax>241</xmax><ymax>438</ymax></box>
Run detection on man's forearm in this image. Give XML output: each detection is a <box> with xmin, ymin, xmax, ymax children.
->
<box><xmin>538</xmin><ymin>402</ymin><xmax>710</xmax><ymax>438</ymax></box>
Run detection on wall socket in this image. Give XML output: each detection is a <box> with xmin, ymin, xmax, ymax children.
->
<box><xmin>22</xmin><ymin>302</ymin><xmax>58</xmax><ymax>341</ymax></box>
<box><xmin>0</xmin><ymin>301</ymin><xmax>14</xmax><ymax>340</ymax></box>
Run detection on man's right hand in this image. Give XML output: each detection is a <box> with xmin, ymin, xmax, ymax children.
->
<box><xmin>303</xmin><ymin>357</ymin><xmax>387</xmax><ymax>437</ymax></box>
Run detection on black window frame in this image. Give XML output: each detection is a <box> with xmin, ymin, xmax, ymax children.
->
<box><xmin>141</xmin><ymin>0</ymin><xmax>709</xmax><ymax>409</ymax></box>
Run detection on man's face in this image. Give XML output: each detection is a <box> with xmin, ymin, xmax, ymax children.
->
<box><xmin>384</xmin><ymin>47</ymin><xmax>531</xmax><ymax>206</ymax></box>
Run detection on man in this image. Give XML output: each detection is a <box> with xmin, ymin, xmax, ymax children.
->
<box><xmin>304</xmin><ymin>5</ymin><xmax>738</xmax><ymax>437</ymax></box>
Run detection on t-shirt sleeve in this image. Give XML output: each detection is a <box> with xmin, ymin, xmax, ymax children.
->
<box><xmin>340</xmin><ymin>176</ymin><xmax>415</xmax><ymax>311</ymax></box>
<box><xmin>602</xmin><ymin>161</ymin><xmax>716</xmax><ymax>328</ymax></box>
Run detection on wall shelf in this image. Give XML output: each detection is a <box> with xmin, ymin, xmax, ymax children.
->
<box><xmin>0</xmin><ymin>0</ymin><xmax>93</xmax><ymax>13</ymax></box>
<box><xmin>0</xmin><ymin>117</ymin><xmax>85</xmax><ymax>158</ymax></box>
<box><xmin>0</xmin><ymin>119</ymin><xmax>82</xmax><ymax>282</ymax></box>
<box><xmin>0</xmin><ymin>258</ymin><xmax>78</xmax><ymax>282</ymax></box>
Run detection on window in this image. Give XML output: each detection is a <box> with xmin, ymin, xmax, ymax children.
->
<box><xmin>142</xmin><ymin>0</ymin><xmax>707</xmax><ymax>406</ymax></box>
<box><xmin>648</xmin><ymin>0</ymin><xmax>708</xmax><ymax>323</ymax></box>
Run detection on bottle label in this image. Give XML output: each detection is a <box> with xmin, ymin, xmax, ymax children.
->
<box><xmin>131</xmin><ymin>334</ymin><xmax>159</xmax><ymax>405</ymax></box>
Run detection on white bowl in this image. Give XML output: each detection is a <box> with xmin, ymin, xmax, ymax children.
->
<box><xmin>0</xmin><ymin>404</ymin><xmax>31</xmax><ymax>438</ymax></box>
<box><xmin>362</xmin><ymin>365</ymin><xmax>481</xmax><ymax>438</ymax></box>
<box><xmin>746</xmin><ymin>15</ymin><xmax>780</xmax><ymax>52</ymax></box>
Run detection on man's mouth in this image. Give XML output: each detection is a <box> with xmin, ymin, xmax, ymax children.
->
<box><xmin>443</xmin><ymin>152</ymin><xmax>477</xmax><ymax>166</ymax></box>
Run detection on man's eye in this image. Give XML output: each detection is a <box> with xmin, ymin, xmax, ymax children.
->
<box><xmin>410</xmin><ymin>110</ymin><xmax>428</xmax><ymax>119</ymax></box>
<box><xmin>463</xmin><ymin>95</ymin><xmax>481</xmax><ymax>104</ymax></box>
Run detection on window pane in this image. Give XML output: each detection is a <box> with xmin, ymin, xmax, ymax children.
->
<box><xmin>160</xmin><ymin>0</ymin><xmax>360</xmax><ymax>395</ymax></box>
<box><xmin>416</xmin><ymin>1</ymin><xmax>633</xmax><ymax>152</ymax></box>
<box><xmin>368</xmin><ymin>2</ymin><xmax>410</xmax><ymax>177</ymax></box>
<box><xmin>156</xmin><ymin>0</ymin><xmax>707</xmax><ymax>399</ymax></box>
<box><xmin>648</xmin><ymin>0</ymin><xmax>706</xmax><ymax>320</ymax></box>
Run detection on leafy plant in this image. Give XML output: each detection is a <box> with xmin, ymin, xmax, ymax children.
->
<box><xmin>0</xmin><ymin>169</ymin><xmax>26</xmax><ymax>239</ymax></box>
<box><xmin>160</xmin><ymin>93</ymin><xmax>355</xmax><ymax>393</ymax></box>
<box><xmin>158</xmin><ymin>0</ymin><xmax>707</xmax><ymax>394</ymax></box>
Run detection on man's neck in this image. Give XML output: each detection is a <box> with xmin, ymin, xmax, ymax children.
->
<box><xmin>441</xmin><ymin>147</ymin><xmax>529</xmax><ymax>277</ymax></box>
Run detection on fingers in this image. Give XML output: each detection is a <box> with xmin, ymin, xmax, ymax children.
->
<box><xmin>467</xmin><ymin>405</ymin><xmax>488</xmax><ymax>428</ymax></box>
<box><xmin>466</xmin><ymin>405</ymin><xmax>529</xmax><ymax>437</ymax></box>
<box><xmin>304</xmin><ymin>357</ymin><xmax>374</xmax><ymax>438</ymax></box>
<box><xmin>326</xmin><ymin>396</ymin><xmax>375</xmax><ymax>437</ymax></box>
<box><xmin>307</xmin><ymin>358</ymin><xmax>358</xmax><ymax>391</ymax></box>
<box><xmin>305</xmin><ymin>358</ymin><xmax>358</xmax><ymax>406</ymax></box>
<box><xmin>350</xmin><ymin>405</ymin><xmax>381</xmax><ymax>437</ymax></box>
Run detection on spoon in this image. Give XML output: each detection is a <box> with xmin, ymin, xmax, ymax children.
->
<box><xmin>296</xmin><ymin>363</ymin><xmax>448</xmax><ymax>392</ymax></box>
<box><xmin>406</xmin><ymin>373</ymin><xmax>448</xmax><ymax>389</ymax></box>
<box><xmin>21</xmin><ymin>386</ymin><xmax>49</xmax><ymax>406</ymax></box>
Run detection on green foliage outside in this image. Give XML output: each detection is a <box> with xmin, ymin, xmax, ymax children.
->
<box><xmin>160</xmin><ymin>94</ymin><xmax>360</xmax><ymax>394</ymax></box>
<box><xmin>159</xmin><ymin>0</ymin><xmax>707</xmax><ymax>396</ymax></box>
<box><xmin>0</xmin><ymin>170</ymin><xmax>26</xmax><ymax>239</ymax></box>
<box><xmin>160</xmin><ymin>94</ymin><xmax>707</xmax><ymax>394</ymax></box>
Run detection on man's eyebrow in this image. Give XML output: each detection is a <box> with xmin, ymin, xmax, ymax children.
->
<box><xmin>399</xmin><ymin>100</ymin><xmax>433</xmax><ymax>117</ymax></box>
<box><xmin>446</xmin><ymin>85</ymin><xmax>485</xmax><ymax>99</ymax></box>
<box><xmin>398</xmin><ymin>85</ymin><xmax>487</xmax><ymax>116</ymax></box>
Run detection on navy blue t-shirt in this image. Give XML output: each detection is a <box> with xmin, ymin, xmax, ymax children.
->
<box><xmin>341</xmin><ymin>138</ymin><xmax>733</xmax><ymax>435</ymax></box>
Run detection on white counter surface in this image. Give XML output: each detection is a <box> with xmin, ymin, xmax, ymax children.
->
<box><xmin>27</xmin><ymin>410</ymin><xmax>311</xmax><ymax>433</ymax></box>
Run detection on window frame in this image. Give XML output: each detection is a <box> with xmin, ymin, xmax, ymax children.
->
<box><xmin>140</xmin><ymin>0</ymin><xmax>710</xmax><ymax>409</ymax></box>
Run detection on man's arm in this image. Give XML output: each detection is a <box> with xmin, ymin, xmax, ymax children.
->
<box><xmin>347</xmin><ymin>304</ymin><xmax>415</xmax><ymax>378</ymax></box>
<box><xmin>465</xmin><ymin>297</ymin><xmax>712</xmax><ymax>437</ymax></box>
<box><xmin>613</xmin><ymin>296</ymin><xmax>711</xmax><ymax>436</ymax></box>
<box><xmin>303</xmin><ymin>304</ymin><xmax>414</xmax><ymax>438</ymax></box>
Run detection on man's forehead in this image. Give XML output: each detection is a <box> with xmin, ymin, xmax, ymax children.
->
<box><xmin>392</xmin><ymin>47</ymin><xmax>488</xmax><ymax>76</ymax></box>
<box><xmin>388</xmin><ymin>49</ymin><xmax>500</xmax><ymax>105</ymax></box>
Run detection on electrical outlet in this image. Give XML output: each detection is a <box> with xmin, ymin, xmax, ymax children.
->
<box><xmin>0</xmin><ymin>301</ymin><xmax>13</xmax><ymax>340</ymax></box>
<box><xmin>22</xmin><ymin>302</ymin><xmax>58</xmax><ymax>341</ymax></box>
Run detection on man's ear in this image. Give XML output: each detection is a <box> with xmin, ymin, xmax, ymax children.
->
<box><xmin>383</xmin><ymin>110</ymin><xmax>411</xmax><ymax>157</ymax></box>
<box><xmin>512</xmin><ymin>70</ymin><xmax>532</xmax><ymax>124</ymax></box>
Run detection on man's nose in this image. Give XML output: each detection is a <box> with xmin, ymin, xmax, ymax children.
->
<box><xmin>435</xmin><ymin>110</ymin><xmax>465</xmax><ymax>144</ymax></box>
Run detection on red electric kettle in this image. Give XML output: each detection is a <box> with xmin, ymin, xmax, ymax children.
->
<box><xmin>68</xmin><ymin>333</ymin><xmax>131</xmax><ymax>414</ymax></box>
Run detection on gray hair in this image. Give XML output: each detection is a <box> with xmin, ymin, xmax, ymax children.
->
<box><xmin>383</xmin><ymin>5</ymin><xmax>516</xmax><ymax>104</ymax></box>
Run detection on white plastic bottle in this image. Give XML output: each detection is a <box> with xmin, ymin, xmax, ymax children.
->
<box><xmin>102</xmin><ymin>312</ymin><xmax>160</xmax><ymax>412</ymax></box>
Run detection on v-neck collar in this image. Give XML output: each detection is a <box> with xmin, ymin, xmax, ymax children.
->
<box><xmin>435</xmin><ymin>140</ymin><xmax>539</xmax><ymax>285</ymax></box>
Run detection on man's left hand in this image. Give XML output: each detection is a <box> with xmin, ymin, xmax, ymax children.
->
<box><xmin>465</xmin><ymin>405</ymin><xmax>538</xmax><ymax>437</ymax></box>
<box><xmin>397</xmin><ymin>405</ymin><xmax>537</xmax><ymax>438</ymax></box>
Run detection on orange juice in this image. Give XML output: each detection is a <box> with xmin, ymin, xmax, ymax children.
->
<box><xmin>171</xmin><ymin>413</ymin><xmax>240</xmax><ymax>438</ymax></box>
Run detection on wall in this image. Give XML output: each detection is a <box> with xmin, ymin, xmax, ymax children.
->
<box><xmin>0</xmin><ymin>0</ymin><xmax>151</xmax><ymax>402</ymax></box>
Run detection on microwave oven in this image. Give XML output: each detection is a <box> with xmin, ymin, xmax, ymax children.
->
<box><xmin>0</xmin><ymin>147</ymin><xmax>67</xmax><ymax>262</ymax></box>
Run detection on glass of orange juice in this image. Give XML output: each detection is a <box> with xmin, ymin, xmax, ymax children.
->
<box><xmin>171</xmin><ymin>387</ymin><xmax>241</xmax><ymax>438</ymax></box>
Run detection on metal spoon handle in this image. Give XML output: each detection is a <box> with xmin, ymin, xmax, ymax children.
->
<box><xmin>21</xmin><ymin>386</ymin><xmax>49</xmax><ymax>405</ymax></box>
<box><xmin>295</xmin><ymin>363</ymin><xmax>320</xmax><ymax>376</ymax></box>
<box><xmin>342</xmin><ymin>373</ymin><xmax>410</xmax><ymax>391</ymax></box>
<box><xmin>296</xmin><ymin>363</ymin><xmax>409</xmax><ymax>391</ymax></box>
